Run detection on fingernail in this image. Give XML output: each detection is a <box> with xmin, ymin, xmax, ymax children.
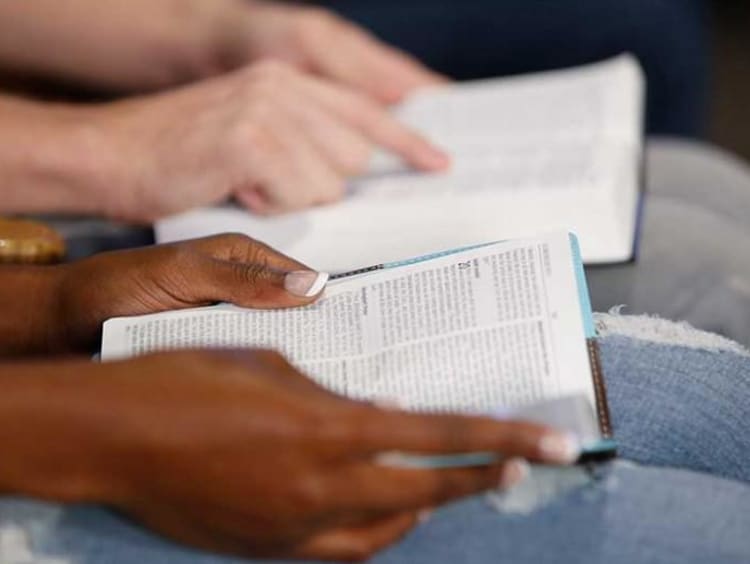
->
<box><xmin>423</xmin><ymin>147</ymin><xmax>451</xmax><ymax>170</ymax></box>
<box><xmin>375</xmin><ymin>397</ymin><xmax>405</xmax><ymax>410</ymax></box>
<box><xmin>498</xmin><ymin>458</ymin><xmax>530</xmax><ymax>489</ymax></box>
<box><xmin>284</xmin><ymin>271</ymin><xmax>329</xmax><ymax>297</ymax></box>
<box><xmin>418</xmin><ymin>509</ymin><xmax>434</xmax><ymax>524</ymax></box>
<box><xmin>538</xmin><ymin>432</ymin><xmax>581</xmax><ymax>465</ymax></box>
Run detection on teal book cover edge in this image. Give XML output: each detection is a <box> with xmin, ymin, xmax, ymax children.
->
<box><xmin>336</xmin><ymin>234</ymin><xmax>617</xmax><ymax>460</ymax></box>
<box><xmin>569</xmin><ymin>232</ymin><xmax>617</xmax><ymax>455</ymax></box>
<box><xmin>568</xmin><ymin>233</ymin><xmax>596</xmax><ymax>339</ymax></box>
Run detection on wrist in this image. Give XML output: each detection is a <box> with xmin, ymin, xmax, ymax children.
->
<box><xmin>0</xmin><ymin>97</ymin><xmax>120</xmax><ymax>218</ymax></box>
<box><xmin>0</xmin><ymin>264</ymin><xmax>67</xmax><ymax>356</ymax></box>
<box><xmin>50</xmin><ymin>259</ymin><xmax>106</xmax><ymax>354</ymax></box>
<box><xmin>0</xmin><ymin>360</ymin><xmax>123</xmax><ymax>503</ymax></box>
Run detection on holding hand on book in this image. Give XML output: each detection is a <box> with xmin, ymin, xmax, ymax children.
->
<box><xmin>0</xmin><ymin>1</ymin><xmax>450</xmax><ymax>220</ymax></box>
<box><xmin>0</xmin><ymin>234</ymin><xmax>328</xmax><ymax>356</ymax></box>
<box><xmin>0</xmin><ymin>60</ymin><xmax>448</xmax><ymax>220</ymax></box>
<box><xmin>0</xmin><ymin>348</ymin><xmax>578</xmax><ymax>561</ymax></box>
<box><xmin>93</xmin><ymin>61</ymin><xmax>448</xmax><ymax>218</ymax></box>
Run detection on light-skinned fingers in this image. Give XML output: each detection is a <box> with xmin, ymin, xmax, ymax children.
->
<box><xmin>224</xmin><ymin>101</ymin><xmax>342</xmax><ymax>213</ymax></box>
<box><xmin>250</xmin><ymin>115</ymin><xmax>345</xmax><ymax>211</ymax></box>
<box><xmin>297</xmin><ymin>73</ymin><xmax>450</xmax><ymax>171</ymax></box>
<box><xmin>308</xmin><ymin>18</ymin><xmax>444</xmax><ymax>104</ymax></box>
<box><xmin>282</xmin><ymin>129</ymin><xmax>348</xmax><ymax>207</ymax></box>
<box><xmin>346</xmin><ymin>37</ymin><xmax>449</xmax><ymax>103</ymax></box>
<box><xmin>278</xmin><ymin>89</ymin><xmax>373</xmax><ymax>176</ymax></box>
<box><xmin>293</xmin><ymin>512</ymin><xmax>418</xmax><ymax>562</ymax></box>
<box><xmin>379</xmin><ymin>45</ymin><xmax>451</xmax><ymax>89</ymax></box>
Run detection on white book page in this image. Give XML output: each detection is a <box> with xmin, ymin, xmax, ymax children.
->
<box><xmin>102</xmin><ymin>233</ymin><xmax>595</xmax><ymax>415</ymax></box>
<box><xmin>382</xmin><ymin>52</ymin><xmax>642</xmax><ymax>158</ymax></box>
<box><xmin>156</xmin><ymin>144</ymin><xmax>635</xmax><ymax>271</ymax></box>
<box><xmin>157</xmin><ymin>55</ymin><xmax>643</xmax><ymax>268</ymax></box>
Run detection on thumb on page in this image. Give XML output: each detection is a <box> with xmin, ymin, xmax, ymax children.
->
<box><xmin>196</xmin><ymin>255</ymin><xmax>329</xmax><ymax>309</ymax></box>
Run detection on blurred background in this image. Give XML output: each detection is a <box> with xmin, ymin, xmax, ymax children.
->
<box><xmin>4</xmin><ymin>1</ymin><xmax>746</xmax><ymax>156</ymax></box>
<box><xmin>321</xmin><ymin>0</ymin><xmax>748</xmax><ymax>157</ymax></box>
<box><xmin>712</xmin><ymin>0</ymin><xmax>749</xmax><ymax>160</ymax></box>
<box><xmin>1</xmin><ymin>0</ymin><xmax>746</xmax><ymax>338</ymax></box>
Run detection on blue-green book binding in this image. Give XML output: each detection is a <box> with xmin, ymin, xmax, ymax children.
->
<box><xmin>338</xmin><ymin>233</ymin><xmax>617</xmax><ymax>468</ymax></box>
<box><xmin>569</xmin><ymin>233</ymin><xmax>617</xmax><ymax>460</ymax></box>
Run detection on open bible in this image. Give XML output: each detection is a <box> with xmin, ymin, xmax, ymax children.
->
<box><xmin>101</xmin><ymin>233</ymin><xmax>615</xmax><ymax>460</ymax></box>
<box><xmin>157</xmin><ymin>55</ymin><xmax>645</xmax><ymax>270</ymax></box>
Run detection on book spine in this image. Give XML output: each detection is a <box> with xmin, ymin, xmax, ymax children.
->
<box><xmin>586</xmin><ymin>338</ymin><xmax>614</xmax><ymax>440</ymax></box>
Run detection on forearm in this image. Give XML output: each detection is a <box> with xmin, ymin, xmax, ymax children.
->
<box><xmin>0</xmin><ymin>94</ymin><xmax>115</xmax><ymax>216</ymax></box>
<box><xmin>0</xmin><ymin>0</ymin><xmax>245</xmax><ymax>92</ymax></box>
<box><xmin>0</xmin><ymin>360</ymin><xmax>116</xmax><ymax>502</ymax></box>
<box><xmin>0</xmin><ymin>265</ymin><xmax>64</xmax><ymax>356</ymax></box>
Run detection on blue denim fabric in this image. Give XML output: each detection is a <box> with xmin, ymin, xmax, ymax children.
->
<box><xmin>604</xmin><ymin>335</ymin><xmax>750</xmax><ymax>483</ymax></box>
<box><xmin>2</xmin><ymin>329</ymin><xmax>749</xmax><ymax>563</ymax></box>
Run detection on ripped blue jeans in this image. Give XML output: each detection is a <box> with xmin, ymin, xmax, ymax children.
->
<box><xmin>1</xmin><ymin>314</ymin><xmax>749</xmax><ymax>564</ymax></box>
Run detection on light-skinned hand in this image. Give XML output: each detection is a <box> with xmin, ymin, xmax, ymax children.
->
<box><xmin>233</xmin><ymin>1</ymin><xmax>449</xmax><ymax>103</ymax></box>
<box><xmin>84</xmin><ymin>60</ymin><xmax>448</xmax><ymax>219</ymax></box>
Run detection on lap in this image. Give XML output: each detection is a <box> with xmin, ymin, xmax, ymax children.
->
<box><xmin>2</xmin><ymin>462</ymin><xmax>748</xmax><ymax>564</ymax></box>
<box><xmin>3</xmin><ymin>323</ymin><xmax>750</xmax><ymax>563</ymax></box>
<box><xmin>379</xmin><ymin>461</ymin><xmax>750</xmax><ymax>564</ymax></box>
<box><xmin>599</xmin><ymin>324</ymin><xmax>750</xmax><ymax>482</ymax></box>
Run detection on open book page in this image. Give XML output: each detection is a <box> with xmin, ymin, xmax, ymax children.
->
<box><xmin>370</xmin><ymin>52</ymin><xmax>642</xmax><ymax>174</ymax></box>
<box><xmin>157</xmin><ymin>55</ymin><xmax>644</xmax><ymax>268</ymax></box>
<box><xmin>102</xmin><ymin>233</ymin><xmax>596</xmax><ymax>417</ymax></box>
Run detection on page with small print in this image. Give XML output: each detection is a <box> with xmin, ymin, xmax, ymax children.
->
<box><xmin>156</xmin><ymin>55</ymin><xmax>644</xmax><ymax>268</ymax></box>
<box><xmin>101</xmin><ymin>233</ymin><xmax>595</xmax><ymax>417</ymax></box>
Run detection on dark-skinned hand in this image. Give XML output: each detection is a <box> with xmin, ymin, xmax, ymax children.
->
<box><xmin>0</xmin><ymin>233</ymin><xmax>325</xmax><ymax>355</ymax></box>
<box><xmin>0</xmin><ymin>349</ymin><xmax>578</xmax><ymax>561</ymax></box>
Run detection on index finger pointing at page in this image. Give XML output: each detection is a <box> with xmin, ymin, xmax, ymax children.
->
<box><xmin>352</xmin><ymin>409</ymin><xmax>580</xmax><ymax>466</ymax></box>
<box><xmin>298</xmin><ymin>73</ymin><xmax>451</xmax><ymax>172</ymax></box>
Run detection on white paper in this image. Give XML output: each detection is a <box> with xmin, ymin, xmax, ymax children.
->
<box><xmin>157</xmin><ymin>55</ymin><xmax>644</xmax><ymax>270</ymax></box>
<box><xmin>102</xmin><ymin>233</ymin><xmax>595</xmax><ymax>415</ymax></box>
